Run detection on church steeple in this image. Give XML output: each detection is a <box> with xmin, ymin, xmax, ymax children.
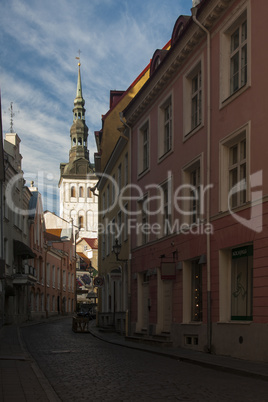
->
<box><xmin>69</xmin><ymin>62</ymin><xmax>89</xmax><ymax>162</ymax></box>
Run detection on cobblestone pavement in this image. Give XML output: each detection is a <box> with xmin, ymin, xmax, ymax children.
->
<box><xmin>21</xmin><ymin>318</ymin><xmax>267</xmax><ymax>402</ymax></box>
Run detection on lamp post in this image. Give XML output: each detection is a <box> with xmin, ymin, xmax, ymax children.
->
<box><xmin>112</xmin><ymin>239</ymin><xmax>127</xmax><ymax>262</ymax></box>
<box><xmin>112</xmin><ymin>239</ymin><xmax>128</xmax><ymax>329</ymax></box>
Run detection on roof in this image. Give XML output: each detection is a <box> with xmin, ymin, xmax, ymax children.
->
<box><xmin>78</xmin><ymin>238</ymin><xmax>98</xmax><ymax>249</ymax></box>
<box><xmin>45</xmin><ymin>231</ymin><xmax>61</xmax><ymax>242</ymax></box>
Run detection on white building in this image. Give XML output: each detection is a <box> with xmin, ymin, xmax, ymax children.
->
<box><xmin>59</xmin><ymin>63</ymin><xmax>98</xmax><ymax>240</ymax></box>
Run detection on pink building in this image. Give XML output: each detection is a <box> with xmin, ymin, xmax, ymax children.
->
<box><xmin>122</xmin><ymin>0</ymin><xmax>268</xmax><ymax>361</ymax></box>
<box><xmin>28</xmin><ymin>184</ymin><xmax>76</xmax><ymax>319</ymax></box>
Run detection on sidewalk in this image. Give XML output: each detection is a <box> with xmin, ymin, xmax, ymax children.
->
<box><xmin>88</xmin><ymin>321</ymin><xmax>268</xmax><ymax>382</ymax></box>
<box><xmin>0</xmin><ymin>323</ymin><xmax>60</xmax><ymax>402</ymax></box>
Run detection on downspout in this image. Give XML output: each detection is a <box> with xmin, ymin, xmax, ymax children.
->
<box><xmin>119</xmin><ymin>111</ymin><xmax>131</xmax><ymax>337</ymax></box>
<box><xmin>191</xmin><ymin>6</ymin><xmax>212</xmax><ymax>352</ymax></box>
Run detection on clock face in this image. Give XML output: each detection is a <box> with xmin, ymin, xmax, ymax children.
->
<box><xmin>93</xmin><ymin>276</ymin><xmax>104</xmax><ymax>287</ymax></box>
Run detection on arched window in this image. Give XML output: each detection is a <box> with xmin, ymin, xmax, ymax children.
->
<box><xmin>71</xmin><ymin>186</ymin><xmax>76</xmax><ymax>198</ymax></box>
<box><xmin>79</xmin><ymin>186</ymin><xmax>84</xmax><ymax>197</ymax></box>
<box><xmin>79</xmin><ymin>216</ymin><xmax>84</xmax><ymax>229</ymax></box>
<box><xmin>72</xmin><ymin>138</ymin><xmax>76</xmax><ymax>146</ymax></box>
<box><xmin>87</xmin><ymin>187</ymin><xmax>92</xmax><ymax>198</ymax></box>
<box><xmin>78</xmin><ymin>137</ymin><xmax>82</xmax><ymax>146</ymax></box>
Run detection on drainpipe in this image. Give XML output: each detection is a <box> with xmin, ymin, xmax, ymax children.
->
<box><xmin>191</xmin><ymin>6</ymin><xmax>212</xmax><ymax>352</ymax></box>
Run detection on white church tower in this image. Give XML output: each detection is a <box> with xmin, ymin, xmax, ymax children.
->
<box><xmin>59</xmin><ymin>62</ymin><xmax>98</xmax><ymax>239</ymax></box>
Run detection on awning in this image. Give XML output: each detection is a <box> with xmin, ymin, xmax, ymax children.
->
<box><xmin>13</xmin><ymin>240</ymin><xmax>35</xmax><ymax>259</ymax></box>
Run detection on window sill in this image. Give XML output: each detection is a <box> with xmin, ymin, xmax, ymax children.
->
<box><xmin>158</xmin><ymin>148</ymin><xmax>173</xmax><ymax>164</ymax></box>
<box><xmin>220</xmin><ymin>83</ymin><xmax>250</xmax><ymax>110</ymax></box>
<box><xmin>183</xmin><ymin>122</ymin><xmax>204</xmax><ymax>142</ymax></box>
<box><xmin>138</xmin><ymin>168</ymin><xmax>150</xmax><ymax>180</ymax></box>
<box><xmin>181</xmin><ymin>321</ymin><xmax>203</xmax><ymax>326</ymax></box>
<box><xmin>217</xmin><ymin>320</ymin><xmax>252</xmax><ymax>325</ymax></box>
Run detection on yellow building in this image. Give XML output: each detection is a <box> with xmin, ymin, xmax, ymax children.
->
<box><xmin>94</xmin><ymin>41</ymin><xmax>171</xmax><ymax>333</ymax></box>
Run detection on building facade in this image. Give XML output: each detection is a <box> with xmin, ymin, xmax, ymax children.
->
<box><xmin>121</xmin><ymin>0</ymin><xmax>268</xmax><ymax>361</ymax></box>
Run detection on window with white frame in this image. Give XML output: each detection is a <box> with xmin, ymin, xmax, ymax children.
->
<box><xmin>46</xmin><ymin>263</ymin><xmax>50</xmax><ymax>287</ymax></box>
<box><xmin>183</xmin><ymin>259</ymin><xmax>203</xmax><ymax>323</ymax></box>
<box><xmin>52</xmin><ymin>265</ymin><xmax>55</xmax><ymax>288</ymax></box>
<box><xmin>220</xmin><ymin>8</ymin><xmax>250</xmax><ymax>105</ymax></box>
<box><xmin>112</xmin><ymin>174</ymin><xmax>115</xmax><ymax>203</ymax></box>
<box><xmin>137</xmin><ymin>196</ymin><xmax>148</xmax><ymax>246</ymax></box>
<box><xmin>230</xmin><ymin>19</ymin><xmax>247</xmax><ymax>95</ymax></box>
<box><xmin>124</xmin><ymin>153</ymin><xmax>128</xmax><ymax>186</ymax></box>
<box><xmin>63</xmin><ymin>270</ymin><xmax>66</xmax><ymax>290</ymax></box>
<box><xmin>101</xmin><ymin>233</ymin><xmax>106</xmax><ymax>259</ymax></box>
<box><xmin>124</xmin><ymin>203</ymin><xmax>128</xmax><ymax>242</ymax></box>
<box><xmin>157</xmin><ymin>180</ymin><xmax>172</xmax><ymax>237</ymax></box>
<box><xmin>231</xmin><ymin>245</ymin><xmax>253</xmax><ymax>320</ymax></box>
<box><xmin>138</xmin><ymin>120</ymin><xmax>149</xmax><ymax>175</ymax></box>
<box><xmin>191</xmin><ymin>260</ymin><xmax>203</xmax><ymax>322</ymax></box>
<box><xmin>182</xmin><ymin>157</ymin><xmax>202</xmax><ymax>225</ymax></box>
<box><xmin>118</xmin><ymin>164</ymin><xmax>122</xmax><ymax>193</ymax></box>
<box><xmin>220</xmin><ymin>124</ymin><xmax>249</xmax><ymax>212</ymax></box>
<box><xmin>158</xmin><ymin>95</ymin><xmax>173</xmax><ymax>158</ymax></box>
<box><xmin>57</xmin><ymin>267</ymin><xmax>60</xmax><ymax>289</ymax></box>
<box><xmin>117</xmin><ymin>211</ymin><xmax>122</xmax><ymax>245</ymax></box>
<box><xmin>191</xmin><ymin>70</ymin><xmax>202</xmax><ymax>130</ymax></box>
<box><xmin>219</xmin><ymin>245</ymin><xmax>253</xmax><ymax>322</ymax></box>
<box><xmin>183</xmin><ymin>61</ymin><xmax>202</xmax><ymax>137</ymax></box>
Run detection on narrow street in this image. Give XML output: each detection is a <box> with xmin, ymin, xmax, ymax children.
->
<box><xmin>20</xmin><ymin>318</ymin><xmax>267</xmax><ymax>401</ymax></box>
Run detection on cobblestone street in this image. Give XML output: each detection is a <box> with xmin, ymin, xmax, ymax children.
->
<box><xmin>19</xmin><ymin>318</ymin><xmax>268</xmax><ymax>401</ymax></box>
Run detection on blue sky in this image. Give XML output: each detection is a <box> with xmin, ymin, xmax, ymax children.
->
<box><xmin>0</xmin><ymin>0</ymin><xmax>192</xmax><ymax>215</ymax></box>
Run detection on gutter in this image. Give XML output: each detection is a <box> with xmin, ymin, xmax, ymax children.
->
<box><xmin>191</xmin><ymin>5</ymin><xmax>212</xmax><ymax>353</ymax></box>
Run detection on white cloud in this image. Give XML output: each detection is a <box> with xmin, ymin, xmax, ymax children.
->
<box><xmin>1</xmin><ymin>0</ymin><xmax>192</xmax><ymax>214</ymax></box>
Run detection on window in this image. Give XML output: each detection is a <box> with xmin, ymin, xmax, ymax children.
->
<box><xmin>71</xmin><ymin>186</ymin><xmax>76</xmax><ymax>198</ymax></box>
<box><xmin>138</xmin><ymin>120</ymin><xmax>149</xmax><ymax>175</ymax></box>
<box><xmin>220</xmin><ymin>8</ymin><xmax>249</xmax><ymax>105</ymax></box>
<box><xmin>106</xmin><ymin>185</ymin><xmax>110</xmax><ymax>211</ymax></box>
<box><xmin>87</xmin><ymin>187</ymin><xmax>92</xmax><ymax>198</ymax></box>
<box><xmin>57</xmin><ymin>267</ymin><xmax>60</xmax><ymax>289</ymax></box>
<box><xmin>63</xmin><ymin>270</ymin><xmax>66</xmax><ymax>291</ymax></box>
<box><xmin>159</xmin><ymin>95</ymin><xmax>173</xmax><ymax>158</ymax></box>
<box><xmin>112</xmin><ymin>174</ymin><xmax>115</xmax><ymax>203</ymax></box>
<box><xmin>124</xmin><ymin>153</ymin><xmax>128</xmax><ymax>186</ymax></box>
<box><xmin>52</xmin><ymin>265</ymin><xmax>55</xmax><ymax>288</ymax></box>
<box><xmin>230</xmin><ymin>20</ymin><xmax>247</xmax><ymax>95</ymax></box>
<box><xmin>182</xmin><ymin>157</ymin><xmax>202</xmax><ymax>225</ymax></box>
<box><xmin>79</xmin><ymin>215</ymin><xmax>84</xmax><ymax>229</ymax></box>
<box><xmin>123</xmin><ymin>203</ymin><xmax>128</xmax><ymax>242</ymax></box>
<box><xmin>219</xmin><ymin>245</ymin><xmax>253</xmax><ymax>322</ymax></box>
<box><xmin>190</xmin><ymin>165</ymin><xmax>201</xmax><ymax>224</ymax></box>
<box><xmin>79</xmin><ymin>186</ymin><xmax>84</xmax><ymax>198</ymax></box>
<box><xmin>158</xmin><ymin>180</ymin><xmax>172</xmax><ymax>237</ymax></box>
<box><xmin>220</xmin><ymin>124</ymin><xmax>249</xmax><ymax>212</ymax></box>
<box><xmin>46</xmin><ymin>263</ymin><xmax>50</xmax><ymax>287</ymax></box>
<box><xmin>229</xmin><ymin>138</ymin><xmax>246</xmax><ymax>208</ymax></box>
<box><xmin>183</xmin><ymin>61</ymin><xmax>202</xmax><ymax>137</ymax></box>
<box><xmin>137</xmin><ymin>196</ymin><xmax>148</xmax><ymax>246</ymax></box>
<box><xmin>117</xmin><ymin>211</ymin><xmax>122</xmax><ymax>245</ymax></box>
<box><xmin>191</xmin><ymin>70</ymin><xmax>202</xmax><ymax>130</ymax></box>
<box><xmin>231</xmin><ymin>245</ymin><xmax>253</xmax><ymax>320</ymax></box>
<box><xmin>191</xmin><ymin>260</ymin><xmax>202</xmax><ymax>322</ymax></box>
<box><xmin>118</xmin><ymin>164</ymin><xmax>122</xmax><ymax>193</ymax></box>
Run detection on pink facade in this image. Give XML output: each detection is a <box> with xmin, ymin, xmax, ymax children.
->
<box><xmin>123</xmin><ymin>0</ymin><xmax>268</xmax><ymax>361</ymax></box>
<box><xmin>28</xmin><ymin>190</ymin><xmax>76</xmax><ymax>319</ymax></box>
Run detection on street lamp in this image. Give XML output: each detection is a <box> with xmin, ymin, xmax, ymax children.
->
<box><xmin>112</xmin><ymin>239</ymin><xmax>127</xmax><ymax>262</ymax></box>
